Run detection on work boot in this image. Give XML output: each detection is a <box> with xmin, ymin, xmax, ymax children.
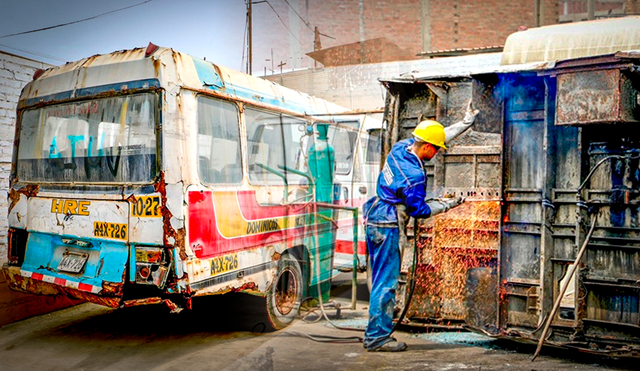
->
<box><xmin>367</xmin><ymin>340</ymin><xmax>407</xmax><ymax>352</ymax></box>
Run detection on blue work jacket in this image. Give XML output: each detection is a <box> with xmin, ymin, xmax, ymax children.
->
<box><xmin>364</xmin><ymin>138</ymin><xmax>432</xmax><ymax>225</ymax></box>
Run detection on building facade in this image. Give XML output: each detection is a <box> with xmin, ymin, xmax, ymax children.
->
<box><xmin>0</xmin><ymin>51</ymin><xmax>51</xmax><ymax>262</ymax></box>
<box><xmin>252</xmin><ymin>0</ymin><xmax>633</xmax><ymax>74</ymax></box>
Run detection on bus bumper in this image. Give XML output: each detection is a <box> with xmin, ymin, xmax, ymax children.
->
<box><xmin>2</xmin><ymin>264</ymin><xmax>122</xmax><ymax>308</ymax></box>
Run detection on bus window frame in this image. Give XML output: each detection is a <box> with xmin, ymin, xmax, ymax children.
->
<box><xmin>196</xmin><ymin>95</ymin><xmax>244</xmax><ymax>186</ymax></box>
<box><xmin>244</xmin><ymin>106</ymin><xmax>310</xmax><ymax>187</ymax></box>
<box><xmin>13</xmin><ymin>90</ymin><xmax>163</xmax><ymax>186</ymax></box>
<box><xmin>328</xmin><ymin>120</ymin><xmax>359</xmax><ymax>176</ymax></box>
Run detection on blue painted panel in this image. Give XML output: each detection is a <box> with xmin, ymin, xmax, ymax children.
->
<box><xmin>22</xmin><ymin>232</ymin><xmax>129</xmax><ymax>288</ymax></box>
<box><xmin>191</xmin><ymin>59</ymin><xmax>336</xmax><ymax>116</ymax></box>
<box><xmin>192</xmin><ymin>58</ymin><xmax>223</xmax><ymax>88</ymax></box>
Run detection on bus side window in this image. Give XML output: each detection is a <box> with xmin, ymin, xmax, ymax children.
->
<box><xmin>365</xmin><ymin>129</ymin><xmax>382</xmax><ymax>164</ymax></box>
<box><xmin>245</xmin><ymin>108</ymin><xmax>307</xmax><ymax>186</ymax></box>
<box><xmin>330</xmin><ymin>127</ymin><xmax>357</xmax><ymax>176</ymax></box>
<box><xmin>197</xmin><ymin>97</ymin><xmax>242</xmax><ymax>184</ymax></box>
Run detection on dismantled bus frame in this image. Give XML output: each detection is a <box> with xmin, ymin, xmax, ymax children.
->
<box><xmin>381</xmin><ymin>51</ymin><xmax>640</xmax><ymax>357</ymax></box>
<box><xmin>380</xmin><ymin>72</ymin><xmax>502</xmax><ymax>331</ymax></box>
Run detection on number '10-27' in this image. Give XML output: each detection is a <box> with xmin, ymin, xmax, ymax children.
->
<box><xmin>132</xmin><ymin>196</ymin><xmax>161</xmax><ymax>217</ymax></box>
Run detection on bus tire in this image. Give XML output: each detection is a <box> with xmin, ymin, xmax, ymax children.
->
<box><xmin>267</xmin><ymin>254</ymin><xmax>303</xmax><ymax>330</ymax></box>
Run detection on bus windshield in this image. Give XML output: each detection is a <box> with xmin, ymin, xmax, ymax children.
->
<box><xmin>16</xmin><ymin>93</ymin><xmax>158</xmax><ymax>184</ymax></box>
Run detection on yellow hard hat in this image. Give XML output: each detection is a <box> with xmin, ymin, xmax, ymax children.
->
<box><xmin>412</xmin><ymin>120</ymin><xmax>446</xmax><ymax>149</ymax></box>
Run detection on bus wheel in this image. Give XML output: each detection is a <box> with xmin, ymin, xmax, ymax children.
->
<box><xmin>267</xmin><ymin>255</ymin><xmax>303</xmax><ymax>330</ymax></box>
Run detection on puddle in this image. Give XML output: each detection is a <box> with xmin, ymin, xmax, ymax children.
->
<box><xmin>412</xmin><ymin>332</ymin><xmax>500</xmax><ymax>349</ymax></box>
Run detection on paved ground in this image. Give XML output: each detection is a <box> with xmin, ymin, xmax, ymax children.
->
<box><xmin>0</xmin><ymin>276</ymin><xmax>637</xmax><ymax>371</ymax></box>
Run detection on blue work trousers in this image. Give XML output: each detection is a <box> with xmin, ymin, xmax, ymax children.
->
<box><xmin>363</xmin><ymin>224</ymin><xmax>400</xmax><ymax>350</ymax></box>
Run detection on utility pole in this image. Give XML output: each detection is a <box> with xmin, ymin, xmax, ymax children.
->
<box><xmin>247</xmin><ymin>0</ymin><xmax>252</xmax><ymax>74</ymax></box>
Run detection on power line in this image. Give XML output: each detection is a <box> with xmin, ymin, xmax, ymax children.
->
<box><xmin>281</xmin><ymin>0</ymin><xmax>313</xmax><ymax>31</ymax></box>
<box><xmin>0</xmin><ymin>43</ymin><xmax>66</xmax><ymax>62</ymax></box>
<box><xmin>0</xmin><ymin>0</ymin><xmax>156</xmax><ymax>39</ymax></box>
<box><xmin>261</xmin><ymin>0</ymin><xmax>303</xmax><ymax>45</ymax></box>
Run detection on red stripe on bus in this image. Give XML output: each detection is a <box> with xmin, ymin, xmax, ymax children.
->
<box><xmin>32</xmin><ymin>273</ymin><xmax>44</xmax><ymax>281</ymax></box>
<box><xmin>188</xmin><ymin>190</ymin><xmax>309</xmax><ymax>259</ymax></box>
<box><xmin>54</xmin><ymin>277</ymin><xmax>66</xmax><ymax>286</ymax></box>
<box><xmin>334</xmin><ymin>240</ymin><xmax>367</xmax><ymax>255</ymax></box>
<box><xmin>78</xmin><ymin>283</ymin><xmax>94</xmax><ymax>292</ymax></box>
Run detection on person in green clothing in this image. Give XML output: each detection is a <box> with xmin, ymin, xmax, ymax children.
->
<box><xmin>308</xmin><ymin>123</ymin><xmax>335</xmax><ymax>203</ymax></box>
<box><xmin>307</xmin><ymin>123</ymin><xmax>336</xmax><ymax>301</ymax></box>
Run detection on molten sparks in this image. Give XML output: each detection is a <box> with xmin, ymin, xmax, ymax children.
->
<box><xmin>400</xmin><ymin>201</ymin><xmax>500</xmax><ymax>322</ymax></box>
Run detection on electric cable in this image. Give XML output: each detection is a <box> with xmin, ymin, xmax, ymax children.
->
<box><xmin>391</xmin><ymin>218</ymin><xmax>419</xmax><ymax>333</ymax></box>
<box><xmin>289</xmin><ymin>206</ymin><xmax>420</xmax><ymax>343</ymax></box>
<box><xmin>260</xmin><ymin>0</ymin><xmax>303</xmax><ymax>45</ymax></box>
<box><xmin>281</xmin><ymin>0</ymin><xmax>313</xmax><ymax>31</ymax></box>
<box><xmin>283</xmin><ymin>126</ymin><xmax>421</xmax><ymax>344</ymax></box>
<box><xmin>0</xmin><ymin>0</ymin><xmax>156</xmax><ymax>39</ymax></box>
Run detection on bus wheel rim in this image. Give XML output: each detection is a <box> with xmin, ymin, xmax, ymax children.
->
<box><xmin>275</xmin><ymin>267</ymin><xmax>298</xmax><ymax>315</ymax></box>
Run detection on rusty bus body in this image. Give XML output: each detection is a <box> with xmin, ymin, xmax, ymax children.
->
<box><xmin>2</xmin><ymin>44</ymin><xmax>379</xmax><ymax>329</ymax></box>
<box><xmin>380</xmin><ymin>18</ymin><xmax>640</xmax><ymax>357</ymax></box>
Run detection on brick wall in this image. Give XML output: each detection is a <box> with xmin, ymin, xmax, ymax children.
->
<box><xmin>428</xmin><ymin>0</ymin><xmax>557</xmax><ymax>51</ymax></box>
<box><xmin>253</xmin><ymin>0</ymin><xmax>560</xmax><ymax>73</ymax></box>
<box><xmin>0</xmin><ymin>51</ymin><xmax>51</xmax><ymax>264</ymax></box>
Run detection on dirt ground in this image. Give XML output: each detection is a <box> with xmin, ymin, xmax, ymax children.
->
<box><xmin>0</xmin><ymin>285</ymin><xmax>638</xmax><ymax>371</ymax></box>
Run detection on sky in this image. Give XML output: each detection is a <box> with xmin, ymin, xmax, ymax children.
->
<box><xmin>0</xmin><ymin>0</ymin><xmax>247</xmax><ymax>71</ymax></box>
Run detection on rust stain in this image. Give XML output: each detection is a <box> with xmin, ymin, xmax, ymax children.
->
<box><xmin>233</xmin><ymin>281</ymin><xmax>258</xmax><ymax>292</ymax></box>
<box><xmin>17</xmin><ymin>184</ymin><xmax>39</xmax><ymax>197</ymax></box>
<box><xmin>125</xmin><ymin>193</ymin><xmax>138</xmax><ymax>205</ymax></box>
<box><xmin>272</xmin><ymin>252</ymin><xmax>282</xmax><ymax>261</ymax></box>
<box><xmin>8</xmin><ymin>189</ymin><xmax>22</xmax><ymax>214</ymax></box>
<box><xmin>403</xmin><ymin>201</ymin><xmax>500</xmax><ymax>322</ymax></box>
<box><xmin>154</xmin><ymin>172</ymin><xmax>187</xmax><ymax>260</ymax></box>
<box><xmin>152</xmin><ymin>57</ymin><xmax>162</xmax><ymax>78</ymax></box>
<box><xmin>4</xmin><ymin>268</ymin><xmax>121</xmax><ymax>308</ymax></box>
<box><xmin>121</xmin><ymin>297</ymin><xmax>163</xmax><ymax>307</ymax></box>
<box><xmin>62</xmin><ymin>288</ymin><xmax>119</xmax><ymax>308</ymax></box>
<box><xmin>101</xmin><ymin>280</ymin><xmax>123</xmax><ymax>296</ymax></box>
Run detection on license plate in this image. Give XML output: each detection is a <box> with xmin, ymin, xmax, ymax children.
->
<box><xmin>210</xmin><ymin>253</ymin><xmax>239</xmax><ymax>276</ymax></box>
<box><xmin>93</xmin><ymin>221</ymin><xmax>128</xmax><ymax>240</ymax></box>
<box><xmin>57</xmin><ymin>252</ymin><xmax>89</xmax><ymax>273</ymax></box>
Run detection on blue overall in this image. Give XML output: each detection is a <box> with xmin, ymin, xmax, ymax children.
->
<box><xmin>363</xmin><ymin>138</ymin><xmax>433</xmax><ymax>350</ymax></box>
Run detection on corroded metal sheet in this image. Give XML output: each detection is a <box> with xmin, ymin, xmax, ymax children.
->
<box><xmin>556</xmin><ymin>68</ymin><xmax>638</xmax><ymax>125</ymax></box>
<box><xmin>400</xmin><ymin>201</ymin><xmax>499</xmax><ymax>326</ymax></box>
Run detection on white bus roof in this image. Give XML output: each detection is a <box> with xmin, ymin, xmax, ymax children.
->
<box><xmin>501</xmin><ymin>16</ymin><xmax>640</xmax><ymax>65</ymax></box>
<box><xmin>19</xmin><ymin>44</ymin><xmax>351</xmax><ymax>118</ymax></box>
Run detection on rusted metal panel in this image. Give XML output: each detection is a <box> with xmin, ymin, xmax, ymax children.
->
<box><xmin>556</xmin><ymin>68</ymin><xmax>639</xmax><ymax>125</ymax></box>
<box><xmin>382</xmin><ymin>50</ymin><xmax>640</xmax><ymax>358</ymax></box>
<box><xmin>382</xmin><ymin>77</ymin><xmax>502</xmax><ymax>330</ymax></box>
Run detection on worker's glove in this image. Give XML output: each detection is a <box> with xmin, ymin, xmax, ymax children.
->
<box><xmin>425</xmin><ymin>196</ymin><xmax>465</xmax><ymax>217</ymax></box>
<box><xmin>444</xmin><ymin>100</ymin><xmax>480</xmax><ymax>143</ymax></box>
<box><xmin>442</xmin><ymin>196</ymin><xmax>465</xmax><ymax>210</ymax></box>
<box><xmin>463</xmin><ymin>100</ymin><xmax>480</xmax><ymax>125</ymax></box>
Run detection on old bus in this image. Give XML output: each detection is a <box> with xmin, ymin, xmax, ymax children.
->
<box><xmin>3</xmin><ymin>43</ymin><xmax>372</xmax><ymax>329</ymax></box>
<box><xmin>328</xmin><ymin>116</ymin><xmax>381</xmax><ymax>273</ymax></box>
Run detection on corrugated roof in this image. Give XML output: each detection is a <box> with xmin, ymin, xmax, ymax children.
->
<box><xmin>501</xmin><ymin>16</ymin><xmax>640</xmax><ymax>65</ymax></box>
<box><xmin>379</xmin><ymin>52</ymin><xmax>505</xmax><ymax>83</ymax></box>
<box><xmin>417</xmin><ymin>45</ymin><xmax>504</xmax><ymax>58</ymax></box>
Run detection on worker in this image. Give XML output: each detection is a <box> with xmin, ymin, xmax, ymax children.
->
<box><xmin>308</xmin><ymin>123</ymin><xmax>335</xmax><ymax>203</ymax></box>
<box><xmin>308</xmin><ymin>122</ymin><xmax>336</xmax><ymax>301</ymax></box>
<box><xmin>362</xmin><ymin>101</ymin><xmax>479</xmax><ymax>352</ymax></box>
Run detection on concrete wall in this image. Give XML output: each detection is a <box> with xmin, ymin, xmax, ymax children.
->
<box><xmin>262</xmin><ymin>52</ymin><xmax>502</xmax><ymax>112</ymax></box>
<box><xmin>0</xmin><ymin>51</ymin><xmax>51</xmax><ymax>264</ymax></box>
